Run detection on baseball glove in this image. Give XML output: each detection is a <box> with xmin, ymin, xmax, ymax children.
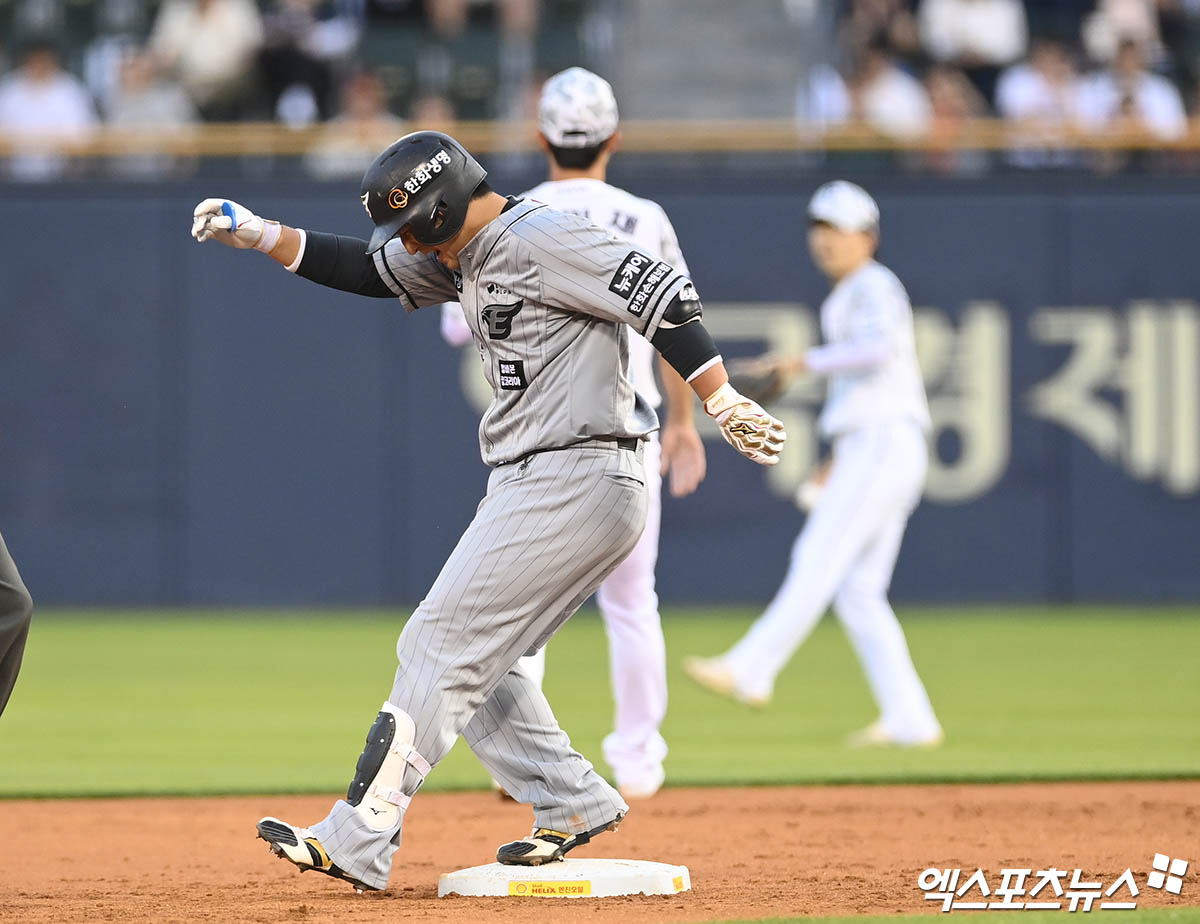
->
<box><xmin>725</xmin><ymin>356</ymin><xmax>791</xmax><ymax>406</ymax></box>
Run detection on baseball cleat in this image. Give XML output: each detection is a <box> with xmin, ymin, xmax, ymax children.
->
<box><xmin>256</xmin><ymin>816</ymin><xmax>379</xmax><ymax>893</ymax></box>
<box><xmin>846</xmin><ymin>721</ymin><xmax>944</xmax><ymax>749</ymax></box>
<box><xmin>682</xmin><ymin>656</ymin><xmax>770</xmax><ymax>708</ymax></box>
<box><xmin>496</xmin><ymin>813</ymin><xmax>625</xmax><ymax>866</ymax></box>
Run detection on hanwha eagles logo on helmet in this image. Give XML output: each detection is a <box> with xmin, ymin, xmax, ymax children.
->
<box><xmin>389</xmin><ymin>187</ymin><xmax>409</xmax><ymax>210</ymax></box>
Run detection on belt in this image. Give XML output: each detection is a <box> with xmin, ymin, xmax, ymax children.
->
<box><xmin>508</xmin><ymin>437</ymin><xmax>641</xmax><ymax>467</ymax></box>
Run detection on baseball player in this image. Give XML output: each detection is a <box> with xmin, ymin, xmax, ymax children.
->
<box><xmin>440</xmin><ymin>68</ymin><xmax>705</xmax><ymax>800</ymax></box>
<box><xmin>190</xmin><ymin>130</ymin><xmax>784</xmax><ymax>892</ymax></box>
<box><xmin>0</xmin><ymin>531</ymin><xmax>34</xmax><ymax>719</ymax></box>
<box><xmin>685</xmin><ymin>181</ymin><xmax>943</xmax><ymax>748</ymax></box>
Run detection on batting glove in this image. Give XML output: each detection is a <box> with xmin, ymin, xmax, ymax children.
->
<box><xmin>703</xmin><ymin>382</ymin><xmax>787</xmax><ymax>466</ymax></box>
<box><xmin>191</xmin><ymin>198</ymin><xmax>281</xmax><ymax>253</ymax></box>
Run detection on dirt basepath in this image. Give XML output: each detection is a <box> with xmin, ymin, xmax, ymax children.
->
<box><xmin>2</xmin><ymin>781</ymin><xmax>1196</xmax><ymax>923</ymax></box>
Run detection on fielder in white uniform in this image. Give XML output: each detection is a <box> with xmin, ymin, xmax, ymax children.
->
<box><xmin>685</xmin><ymin>181</ymin><xmax>943</xmax><ymax>747</ymax></box>
<box><xmin>441</xmin><ymin>68</ymin><xmax>707</xmax><ymax>798</ymax></box>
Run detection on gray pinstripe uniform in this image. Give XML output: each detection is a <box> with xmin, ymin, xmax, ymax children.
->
<box><xmin>0</xmin><ymin>531</ymin><xmax>33</xmax><ymax>718</ymax></box>
<box><xmin>308</xmin><ymin>200</ymin><xmax>695</xmax><ymax>889</ymax></box>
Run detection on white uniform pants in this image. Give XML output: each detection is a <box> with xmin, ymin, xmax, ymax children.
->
<box><xmin>518</xmin><ymin>437</ymin><xmax>667</xmax><ymax>785</ymax></box>
<box><xmin>724</xmin><ymin>420</ymin><xmax>941</xmax><ymax>742</ymax></box>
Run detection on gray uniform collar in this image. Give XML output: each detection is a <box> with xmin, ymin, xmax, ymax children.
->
<box><xmin>457</xmin><ymin>198</ymin><xmax>543</xmax><ymax>280</ymax></box>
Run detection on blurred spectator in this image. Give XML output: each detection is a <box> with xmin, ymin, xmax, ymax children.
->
<box><xmin>847</xmin><ymin>35</ymin><xmax>933</xmax><ymax>138</ymax></box>
<box><xmin>1074</xmin><ymin>36</ymin><xmax>1187</xmax><ymax>139</ymax></box>
<box><xmin>0</xmin><ymin>37</ymin><xmax>98</xmax><ymax>181</ymax></box>
<box><xmin>149</xmin><ymin>0</ymin><xmax>264</xmax><ymax>120</ymax></box>
<box><xmin>839</xmin><ymin>0</ymin><xmax>923</xmax><ymax>67</ymax></box>
<box><xmin>410</xmin><ymin>92</ymin><xmax>456</xmax><ymax>126</ymax></box>
<box><xmin>408</xmin><ymin>0</ymin><xmax>540</xmax><ymax>118</ymax></box>
<box><xmin>422</xmin><ymin>0</ymin><xmax>538</xmax><ymax>39</ymax></box>
<box><xmin>923</xmin><ymin>63</ymin><xmax>990</xmax><ymax>173</ymax></box>
<box><xmin>106</xmin><ymin>51</ymin><xmax>199</xmax><ymax>179</ymax></box>
<box><xmin>1154</xmin><ymin>0</ymin><xmax>1200</xmax><ymax>97</ymax></box>
<box><xmin>1082</xmin><ymin>0</ymin><xmax>1163</xmax><ymax>64</ymax></box>
<box><xmin>996</xmin><ymin>36</ymin><xmax>1084</xmax><ymax>167</ymax></box>
<box><xmin>303</xmin><ymin>70</ymin><xmax>404</xmax><ymax>179</ymax></box>
<box><xmin>10</xmin><ymin>0</ymin><xmax>65</xmax><ymax>39</ymax></box>
<box><xmin>918</xmin><ymin>0</ymin><xmax>1029</xmax><ymax>104</ymax></box>
<box><xmin>796</xmin><ymin>61</ymin><xmax>852</xmax><ymax>132</ymax></box>
<box><xmin>82</xmin><ymin>0</ymin><xmax>149</xmax><ymax>116</ymax></box>
<box><xmin>260</xmin><ymin>0</ymin><xmax>362</xmax><ymax>124</ymax></box>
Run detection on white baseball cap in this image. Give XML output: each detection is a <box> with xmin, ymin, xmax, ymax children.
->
<box><xmin>538</xmin><ymin>67</ymin><xmax>619</xmax><ymax>148</ymax></box>
<box><xmin>807</xmin><ymin>180</ymin><xmax>880</xmax><ymax>233</ymax></box>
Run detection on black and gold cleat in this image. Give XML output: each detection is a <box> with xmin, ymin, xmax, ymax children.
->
<box><xmin>255</xmin><ymin>816</ymin><xmax>379</xmax><ymax>893</ymax></box>
<box><xmin>495</xmin><ymin>813</ymin><xmax>625</xmax><ymax>867</ymax></box>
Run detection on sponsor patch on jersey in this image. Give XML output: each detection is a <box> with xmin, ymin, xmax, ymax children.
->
<box><xmin>498</xmin><ymin>359</ymin><xmax>528</xmax><ymax>390</ymax></box>
<box><xmin>486</xmin><ymin>282</ymin><xmax>513</xmax><ymax>297</ymax></box>
<box><xmin>609</xmin><ymin>250</ymin><xmax>654</xmax><ymax>300</ymax></box>
<box><xmin>481</xmin><ymin>300</ymin><xmax>524</xmax><ymax>340</ymax></box>
<box><xmin>452</xmin><ymin>270</ymin><xmax>463</xmax><ymax>292</ymax></box>
<box><xmin>627</xmin><ymin>262</ymin><xmax>672</xmax><ymax>317</ymax></box>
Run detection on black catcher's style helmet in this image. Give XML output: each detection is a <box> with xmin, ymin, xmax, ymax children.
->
<box><xmin>359</xmin><ymin>131</ymin><xmax>488</xmax><ymax>253</ymax></box>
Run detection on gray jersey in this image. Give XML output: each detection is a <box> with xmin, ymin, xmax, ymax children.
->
<box><xmin>374</xmin><ymin>199</ymin><xmax>693</xmax><ymax>465</ymax></box>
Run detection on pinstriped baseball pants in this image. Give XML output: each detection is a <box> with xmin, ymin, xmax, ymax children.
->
<box><xmin>310</xmin><ymin>443</ymin><xmax>647</xmax><ymax>890</ymax></box>
<box><xmin>0</xmin><ymin>531</ymin><xmax>33</xmax><ymax>719</ymax></box>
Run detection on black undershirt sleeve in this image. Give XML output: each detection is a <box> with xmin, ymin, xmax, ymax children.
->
<box><xmin>295</xmin><ymin>231</ymin><xmax>395</xmax><ymax>298</ymax></box>
<box><xmin>649</xmin><ymin>318</ymin><xmax>720</xmax><ymax>381</ymax></box>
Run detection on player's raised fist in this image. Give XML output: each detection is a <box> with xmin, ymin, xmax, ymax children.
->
<box><xmin>703</xmin><ymin>382</ymin><xmax>787</xmax><ymax>466</ymax></box>
<box><xmin>191</xmin><ymin>198</ymin><xmax>281</xmax><ymax>253</ymax></box>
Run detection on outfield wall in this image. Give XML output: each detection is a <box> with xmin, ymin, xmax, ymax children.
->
<box><xmin>1</xmin><ymin>167</ymin><xmax>1197</xmax><ymax>604</ymax></box>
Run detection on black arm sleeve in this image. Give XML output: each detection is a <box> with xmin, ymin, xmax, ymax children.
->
<box><xmin>295</xmin><ymin>232</ymin><xmax>395</xmax><ymax>298</ymax></box>
<box><xmin>650</xmin><ymin>317</ymin><xmax>721</xmax><ymax>381</ymax></box>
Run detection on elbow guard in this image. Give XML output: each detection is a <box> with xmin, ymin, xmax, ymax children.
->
<box><xmin>658</xmin><ymin>284</ymin><xmax>704</xmax><ymax>329</ymax></box>
<box><xmin>651</xmin><ymin>289</ymin><xmax>720</xmax><ymax>381</ymax></box>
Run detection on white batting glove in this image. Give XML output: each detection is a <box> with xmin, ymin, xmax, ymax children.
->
<box><xmin>703</xmin><ymin>382</ymin><xmax>787</xmax><ymax>466</ymax></box>
<box><xmin>191</xmin><ymin>198</ymin><xmax>281</xmax><ymax>253</ymax></box>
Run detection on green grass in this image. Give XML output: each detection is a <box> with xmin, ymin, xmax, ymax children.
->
<box><xmin>0</xmin><ymin>606</ymin><xmax>1197</xmax><ymax>797</ymax></box>
<box><xmin>705</xmin><ymin>913</ymin><xmax>1200</xmax><ymax>924</ymax></box>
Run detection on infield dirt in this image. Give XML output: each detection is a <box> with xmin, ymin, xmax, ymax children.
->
<box><xmin>3</xmin><ymin>780</ymin><xmax>1196</xmax><ymax>922</ymax></box>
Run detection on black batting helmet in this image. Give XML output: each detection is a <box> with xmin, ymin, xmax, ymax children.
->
<box><xmin>359</xmin><ymin>131</ymin><xmax>488</xmax><ymax>253</ymax></box>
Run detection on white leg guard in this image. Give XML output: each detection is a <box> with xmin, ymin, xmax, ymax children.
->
<box><xmin>346</xmin><ymin>702</ymin><xmax>431</xmax><ymax>832</ymax></box>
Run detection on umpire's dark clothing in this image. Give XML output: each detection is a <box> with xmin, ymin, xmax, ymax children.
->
<box><xmin>0</xmin><ymin>530</ymin><xmax>32</xmax><ymax>718</ymax></box>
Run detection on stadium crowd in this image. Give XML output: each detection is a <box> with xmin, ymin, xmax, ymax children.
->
<box><xmin>2</xmin><ymin>0</ymin><xmax>1200</xmax><ymax>178</ymax></box>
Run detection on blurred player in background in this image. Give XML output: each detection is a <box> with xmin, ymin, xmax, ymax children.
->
<box><xmin>440</xmin><ymin>67</ymin><xmax>706</xmax><ymax>799</ymax></box>
<box><xmin>685</xmin><ymin>181</ymin><xmax>943</xmax><ymax>748</ymax></box>
<box><xmin>0</xmin><ymin>532</ymin><xmax>34</xmax><ymax>718</ymax></box>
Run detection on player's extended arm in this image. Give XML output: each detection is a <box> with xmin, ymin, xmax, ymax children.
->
<box><xmin>649</xmin><ymin>293</ymin><xmax>785</xmax><ymax>466</ymax></box>
<box><xmin>729</xmin><ymin>336</ymin><xmax>892</xmax><ymax>404</ymax></box>
<box><xmin>657</xmin><ymin>356</ymin><xmax>707</xmax><ymax>496</ymax></box>
<box><xmin>191</xmin><ymin>198</ymin><xmax>396</xmax><ymax>298</ymax></box>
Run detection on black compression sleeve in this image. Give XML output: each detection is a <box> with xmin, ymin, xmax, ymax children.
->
<box><xmin>296</xmin><ymin>231</ymin><xmax>395</xmax><ymax>298</ymax></box>
<box><xmin>649</xmin><ymin>319</ymin><xmax>721</xmax><ymax>381</ymax></box>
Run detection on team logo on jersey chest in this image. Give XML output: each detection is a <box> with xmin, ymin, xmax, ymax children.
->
<box><xmin>609</xmin><ymin>250</ymin><xmax>654</xmax><ymax>299</ymax></box>
<box><xmin>481</xmin><ymin>299</ymin><xmax>524</xmax><ymax>340</ymax></box>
